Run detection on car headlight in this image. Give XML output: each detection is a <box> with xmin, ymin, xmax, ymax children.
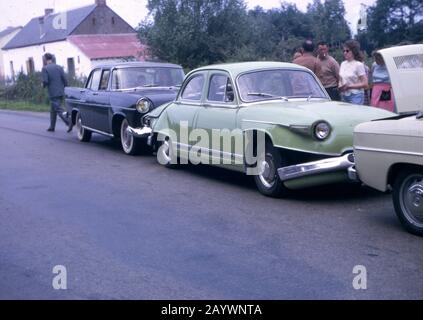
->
<box><xmin>136</xmin><ymin>98</ymin><xmax>152</xmax><ymax>114</ymax></box>
<box><xmin>314</xmin><ymin>121</ymin><xmax>331</xmax><ymax>140</ymax></box>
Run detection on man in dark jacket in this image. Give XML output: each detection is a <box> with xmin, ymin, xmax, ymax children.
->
<box><xmin>42</xmin><ymin>53</ymin><xmax>72</xmax><ymax>132</ymax></box>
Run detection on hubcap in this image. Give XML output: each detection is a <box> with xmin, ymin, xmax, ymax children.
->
<box><xmin>121</xmin><ymin>120</ymin><xmax>133</xmax><ymax>151</ymax></box>
<box><xmin>259</xmin><ymin>155</ymin><xmax>276</xmax><ymax>189</ymax></box>
<box><xmin>400</xmin><ymin>174</ymin><xmax>423</xmax><ymax>227</ymax></box>
<box><xmin>77</xmin><ymin>116</ymin><xmax>83</xmax><ymax>139</ymax></box>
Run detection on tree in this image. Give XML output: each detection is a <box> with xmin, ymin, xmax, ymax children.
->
<box><xmin>307</xmin><ymin>0</ymin><xmax>351</xmax><ymax>46</ymax></box>
<box><xmin>367</xmin><ymin>0</ymin><xmax>423</xmax><ymax>48</ymax></box>
<box><xmin>139</xmin><ymin>0</ymin><xmax>250</xmax><ymax>68</ymax></box>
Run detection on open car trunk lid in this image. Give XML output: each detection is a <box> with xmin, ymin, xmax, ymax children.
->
<box><xmin>379</xmin><ymin>44</ymin><xmax>423</xmax><ymax>113</ymax></box>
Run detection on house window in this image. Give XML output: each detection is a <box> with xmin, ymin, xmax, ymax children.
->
<box><xmin>26</xmin><ymin>58</ymin><xmax>35</xmax><ymax>74</ymax></box>
<box><xmin>112</xmin><ymin>17</ymin><xmax>115</xmax><ymax>24</ymax></box>
<box><xmin>10</xmin><ymin>61</ymin><xmax>15</xmax><ymax>81</ymax></box>
<box><xmin>67</xmin><ymin>58</ymin><xmax>76</xmax><ymax>79</ymax></box>
<box><xmin>92</xmin><ymin>18</ymin><xmax>96</xmax><ymax>25</ymax></box>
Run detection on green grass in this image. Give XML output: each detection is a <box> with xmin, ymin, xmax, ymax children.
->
<box><xmin>0</xmin><ymin>99</ymin><xmax>49</xmax><ymax>112</ymax></box>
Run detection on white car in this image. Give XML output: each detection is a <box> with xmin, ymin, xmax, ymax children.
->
<box><xmin>354</xmin><ymin>44</ymin><xmax>423</xmax><ymax>236</ymax></box>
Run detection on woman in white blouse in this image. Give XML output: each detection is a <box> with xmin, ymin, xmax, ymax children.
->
<box><xmin>338</xmin><ymin>40</ymin><xmax>368</xmax><ymax>105</ymax></box>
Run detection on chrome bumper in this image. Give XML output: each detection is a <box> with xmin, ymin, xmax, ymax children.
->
<box><xmin>278</xmin><ymin>153</ymin><xmax>358</xmax><ymax>182</ymax></box>
<box><xmin>127</xmin><ymin>126</ymin><xmax>152</xmax><ymax>138</ymax></box>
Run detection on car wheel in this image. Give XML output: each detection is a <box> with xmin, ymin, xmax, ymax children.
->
<box><xmin>120</xmin><ymin>118</ymin><xmax>143</xmax><ymax>155</ymax></box>
<box><xmin>156</xmin><ymin>136</ymin><xmax>178</xmax><ymax>168</ymax></box>
<box><xmin>76</xmin><ymin>112</ymin><xmax>91</xmax><ymax>142</ymax></box>
<box><xmin>253</xmin><ymin>142</ymin><xmax>290</xmax><ymax>197</ymax></box>
<box><xmin>393</xmin><ymin>169</ymin><xmax>423</xmax><ymax>236</ymax></box>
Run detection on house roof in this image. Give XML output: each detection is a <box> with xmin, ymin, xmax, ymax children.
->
<box><xmin>0</xmin><ymin>26</ymin><xmax>22</xmax><ymax>40</ymax></box>
<box><xmin>68</xmin><ymin>34</ymin><xmax>146</xmax><ymax>60</ymax></box>
<box><xmin>2</xmin><ymin>5</ymin><xmax>96</xmax><ymax>50</ymax></box>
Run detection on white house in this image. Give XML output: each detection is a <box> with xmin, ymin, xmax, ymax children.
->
<box><xmin>1</xmin><ymin>0</ymin><xmax>148</xmax><ymax>81</ymax></box>
<box><xmin>0</xmin><ymin>27</ymin><xmax>22</xmax><ymax>81</ymax></box>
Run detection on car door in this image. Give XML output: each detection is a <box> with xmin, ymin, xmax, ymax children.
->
<box><xmin>84</xmin><ymin>69</ymin><xmax>111</xmax><ymax>133</ymax></box>
<box><xmin>165</xmin><ymin>71</ymin><xmax>207</xmax><ymax>160</ymax></box>
<box><xmin>194</xmin><ymin>71</ymin><xmax>241</xmax><ymax>165</ymax></box>
<box><xmin>80</xmin><ymin>68</ymin><xmax>101</xmax><ymax>128</ymax></box>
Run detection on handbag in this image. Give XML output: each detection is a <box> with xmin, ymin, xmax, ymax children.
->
<box><xmin>380</xmin><ymin>89</ymin><xmax>391</xmax><ymax>101</ymax></box>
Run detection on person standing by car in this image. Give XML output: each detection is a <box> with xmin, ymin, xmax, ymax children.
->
<box><xmin>370</xmin><ymin>51</ymin><xmax>395</xmax><ymax>112</ymax></box>
<box><xmin>42</xmin><ymin>53</ymin><xmax>72</xmax><ymax>132</ymax></box>
<box><xmin>338</xmin><ymin>40</ymin><xmax>368</xmax><ymax>105</ymax></box>
<box><xmin>317</xmin><ymin>41</ymin><xmax>341</xmax><ymax>101</ymax></box>
<box><xmin>292</xmin><ymin>40</ymin><xmax>322</xmax><ymax>78</ymax></box>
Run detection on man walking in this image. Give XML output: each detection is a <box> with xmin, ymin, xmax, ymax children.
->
<box><xmin>292</xmin><ymin>40</ymin><xmax>322</xmax><ymax>78</ymax></box>
<box><xmin>42</xmin><ymin>53</ymin><xmax>72</xmax><ymax>132</ymax></box>
<box><xmin>317</xmin><ymin>42</ymin><xmax>341</xmax><ymax>101</ymax></box>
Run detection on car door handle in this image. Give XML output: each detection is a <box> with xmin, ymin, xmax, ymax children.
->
<box><xmin>80</xmin><ymin>90</ymin><xmax>86</xmax><ymax>93</ymax></box>
<box><xmin>92</xmin><ymin>92</ymin><xmax>99</xmax><ymax>96</ymax></box>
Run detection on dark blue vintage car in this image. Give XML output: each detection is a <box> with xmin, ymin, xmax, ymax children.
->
<box><xmin>65</xmin><ymin>62</ymin><xmax>184</xmax><ymax>154</ymax></box>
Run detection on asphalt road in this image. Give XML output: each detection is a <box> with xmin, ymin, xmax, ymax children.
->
<box><xmin>1</xmin><ymin>110</ymin><xmax>422</xmax><ymax>300</ymax></box>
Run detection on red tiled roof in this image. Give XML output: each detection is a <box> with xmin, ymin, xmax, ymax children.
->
<box><xmin>68</xmin><ymin>34</ymin><xmax>148</xmax><ymax>60</ymax></box>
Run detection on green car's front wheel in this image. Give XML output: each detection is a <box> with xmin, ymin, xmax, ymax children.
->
<box><xmin>253</xmin><ymin>142</ymin><xmax>290</xmax><ymax>198</ymax></box>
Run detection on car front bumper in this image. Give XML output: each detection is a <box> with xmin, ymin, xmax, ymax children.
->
<box><xmin>127</xmin><ymin>126</ymin><xmax>153</xmax><ymax>139</ymax></box>
<box><xmin>278</xmin><ymin>153</ymin><xmax>359</xmax><ymax>183</ymax></box>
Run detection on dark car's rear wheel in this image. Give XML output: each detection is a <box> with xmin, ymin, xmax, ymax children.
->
<box><xmin>393</xmin><ymin>169</ymin><xmax>423</xmax><ymax>236</ymax></box>
<box><xmin>76</xmin><ymin>112</ymin><xmax>91</xmax><ymax>142</ymax></box>
<box><xmin>120</xmin><ymin>118</ymin><xmax>142</xmax><ymax>155</ymax></box>
<box><xmin>253</xmin><ymin>142</ymin><xmax>290</xmax><ymax>198</ymax></box>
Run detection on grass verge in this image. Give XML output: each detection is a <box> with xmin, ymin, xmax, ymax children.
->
<box><xmin>0</xmin><ymin>99</ymin><xmax>49</xmax><ymax>112</ymax></box>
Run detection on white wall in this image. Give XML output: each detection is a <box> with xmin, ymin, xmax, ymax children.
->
<box><xmin>0</xmin><ymin>28</ymin><xmax>22</xmax><ymax>80</ymax></box>
<box><xmin>2</xmin><ymin>39</ymin><xmax>92</xmax><ymax>80</ymax></box>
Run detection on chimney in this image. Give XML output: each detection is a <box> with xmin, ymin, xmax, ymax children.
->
<box><xmin>95</xmin><ymin>0</ymin><xmax>107</xmax><ymax>6</ymax></box>
<box><xmin>45</xmin><ymin>8</ymin><xmax>54</xmax><ymax>16</ymax></box>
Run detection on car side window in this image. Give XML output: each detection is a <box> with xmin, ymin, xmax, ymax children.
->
<box><xmin>181</xmin><ymin>75</ymin><xmax>205</xmax><ymax>101</ymax></box>
<box><xmin>208</xmin><ymin>74</ymin><xmax>234</xmax><ymax>103</ymax></box>
<box><xmin>89</xmin><ymin>69</ymin><xmax>102</xmax><ymax>91</ymax></box>
<box><xmin>111</xmin><ymin>70</ymin><xmax>120</xmax><ymax>90</ymax></box>
<box><xmin>99</xmin><ymin>70</ymin><xmax>110</xmax><ymax>91</ymax></box>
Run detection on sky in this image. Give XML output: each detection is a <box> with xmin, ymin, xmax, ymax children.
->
<box><xmin>0</xmin><ymin>0</ymin><xmax>376</xmax><ymax>34</ymax></box>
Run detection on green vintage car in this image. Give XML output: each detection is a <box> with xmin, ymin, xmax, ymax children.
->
<box><xmin>142</xmin><ymin>61</ymin><xmax>394</xmax><ymax>197</ymax></box>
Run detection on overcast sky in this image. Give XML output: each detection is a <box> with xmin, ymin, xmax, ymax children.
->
<box><xmin>0</xmin><ymin>0</ymin><xmax>376</xmax><ymax>34</ymax></box>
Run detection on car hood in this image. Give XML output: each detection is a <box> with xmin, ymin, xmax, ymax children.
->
<box><xmin>118</xmin><ymin>87</ymin><xmax>179</xmax><ymax>109</ymax></box>
<box><xmin>355</xmin><ymin>114</ymin><xmax>423</xmax><ymax>137</ymax></box>
<box><xmin>240</xmin><ymin>100</ymin><xmax>395</xmax><ymax>129</ymax></box>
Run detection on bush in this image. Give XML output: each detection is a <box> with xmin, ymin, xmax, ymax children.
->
<box><xmin>0</xmin><ymin>72</ymin><xmax>86</xmax><ymax>105</ymax></box>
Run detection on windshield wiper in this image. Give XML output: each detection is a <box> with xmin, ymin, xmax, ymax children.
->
<box><xmin>247</xmin><ymin>92</ymin><xmax>274</xmax><ymax>97</ymax></box>
<box><xmin>247</xmin><ymin>92</ymin><xmax>289</xmax><ymax>101</ymax></box>
<box><xmin>138</xmin><ymin>84</ymin><xmax>160</xmax><ymax>88</ymax></box>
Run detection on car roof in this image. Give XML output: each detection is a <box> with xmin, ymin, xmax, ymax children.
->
<box><xmin>191</xmin><ymin>61</ymin><xmax>309</xmax><ymax>76</ymax></box>
<box><xmin>94</xmin><ymin>61</ymin><xmax>183</xmax><ymax>69</ymax></box>
<box><xmin>378</xmin><ymin>44</ymin><xmax>423</xmax><ymax>113</ymax></box>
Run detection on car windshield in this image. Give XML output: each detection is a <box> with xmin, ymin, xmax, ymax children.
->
<box><xmin>112</xmin><ymin>67</ymin><xmax>184</xmax><ymax>90</ymax></box>
<box><xmin>237</xmin><ymin>69</ymin><xmax>327</xmax><ymax>102</ymax></box>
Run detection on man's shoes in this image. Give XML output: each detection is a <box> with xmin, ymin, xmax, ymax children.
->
<box><xmin>67</xmin><ymin>123</ymin><xmax>74</xmax><ymax>133</ymax></box>
<box><xmin>47</xmin><ymin>128</ymin><xmax>55</xmax><ymax>132</ymax></box>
